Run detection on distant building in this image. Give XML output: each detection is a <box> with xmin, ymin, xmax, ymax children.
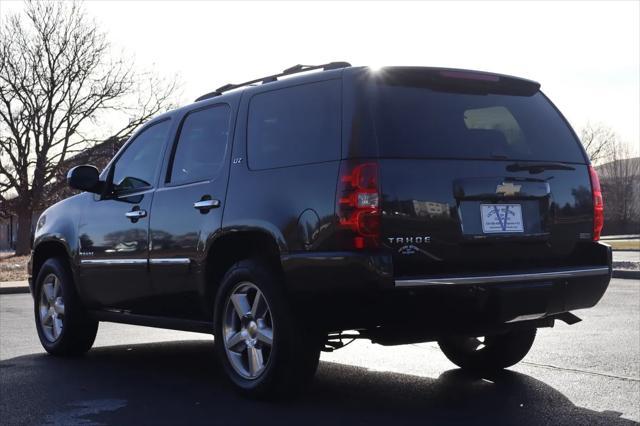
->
<box><xmin>596</xmin><ymin>157</ymin><xmax>640</xmax><ymax>235</ymax></box>
<box><xmin>412</xmin><ymin>200</ymin><xmax>450</xmax><ymax>218</ymax></box>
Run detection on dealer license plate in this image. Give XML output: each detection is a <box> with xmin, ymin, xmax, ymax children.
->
<box><xmin>481</xmin><ymin>204</ymin><xmax>524</xmax><ymax>233</ymax></box>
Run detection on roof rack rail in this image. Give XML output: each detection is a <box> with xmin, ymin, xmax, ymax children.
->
<box><xmin>194</xmin><ymin>61</ymin><xmax>351</xmax><ymax>102</ymax></box>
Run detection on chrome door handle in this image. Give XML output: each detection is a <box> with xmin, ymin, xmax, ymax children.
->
<box><xmin>193</xmin><ymin>199</ymin><xmax>220</xmax><ymax>210</ymax></box>
<box><xmin>125</xmin><ymin>210</ymin><xmax>147</xmax><ymax>219</ymax></box>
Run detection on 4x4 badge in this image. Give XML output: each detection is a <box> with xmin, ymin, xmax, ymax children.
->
<box><xmin>496</xmin><ymin>182</ymin><xmax>521</xmax><ymax>196</ymax></box>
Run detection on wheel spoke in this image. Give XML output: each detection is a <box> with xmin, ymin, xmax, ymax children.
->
<box><xmin>247</xmin><ymin>346</ymin><xmax>264</xmax><ymax>376</ymax></box>
<box><xmin>53</xmin><ymin>278</ymin><xmax>61</xmax><ymax>298</ymax></box>
<box><xmin>256</xmin><ymin>327</ymin><xmax>273</xmax><ymax>346</ymax></box>
<box><xmin>52</xmin><ymin>317</ymin><xmax>63</xmax><ymax>339</ymax></box>
<box><xmin>225</xmin><ymin>332</ymin><xmax>246</xmax><ymax>352</ymax></box>
<box><xmin>41</xmin><ymin>308</ymin><xmax>53</xmax><ymax>326</ymax></box>
<box><xmin>43</xmin><ymin>283</ymin><xmax>55</xmax><ymax>303</ymax></box>
<box><xmin>230</xmin><ymin>293</ymin><xmax>251</xmax><ymax>318</ymax></box>
<box><xmin>251</xmin><ymin>290</ymin><xmax>266</xmax><ymax>318</ymax></box>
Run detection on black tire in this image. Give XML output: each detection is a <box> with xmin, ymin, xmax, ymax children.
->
<box><xmin>214</xmin><ymin>258</ymin><xmax>322</xmax><ymax>398</ymax></box>
<box><xmin>438</xmin><ymin>328</ymin><xmax>536</xmax><ymax>371</ymax></box>
<box><xmin>34</xmin><ymin>257</ymin><xmax>98</xmax><ymax>356</ymax></box>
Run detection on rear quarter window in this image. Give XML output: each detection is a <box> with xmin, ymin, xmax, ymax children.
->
<box><xmin>247</xmin><ymin>79</ymin><xmax>341</xmax><ymax>170</ymax></box>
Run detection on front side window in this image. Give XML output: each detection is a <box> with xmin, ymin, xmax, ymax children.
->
<box><xmin>112</xmin><ymin>120</ymin><xmax>171</xmax><ymax>192</ymax></box>
<box><xmin>247</xmin><ymin>79</ymin><xmax>341</xmax><ymax>170</ymax></box>
<box><xmin>169</xmin><ymin>105</ymin><xmax>231</xmax><ymax>185</ymax></box>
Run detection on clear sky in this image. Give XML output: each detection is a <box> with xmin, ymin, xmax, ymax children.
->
<box><xmin>2</xmin><ymin>0</ymin><xmax>639</xmax><ymax>153</ymax></box>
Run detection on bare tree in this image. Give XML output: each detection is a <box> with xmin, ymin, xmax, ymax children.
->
<box><xmin>0</xmin><ymin>1</ymin><xmax>179</xmax><ymax>255</ymax></box>
<box><xmin>579</xmin><ymin>123</ymin><xmax>617</xmax><ymax>164</ymax></box>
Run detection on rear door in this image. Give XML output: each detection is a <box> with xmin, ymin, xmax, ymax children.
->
<box><xmin>345</xmin><ymin>68</ymin><xmax>593</xmax><ymax>276</ymax></box>
<box><xmin>147</xmin><ymin>102</ymin><xmax>234</xmax><ymax>319</ymax></box>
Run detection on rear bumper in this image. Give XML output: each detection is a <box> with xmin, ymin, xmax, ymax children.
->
<box><xmin>282</xmin><ymin>243</ymin><xmax>612</xmax><ymax>330</ymax></box>
<box><xmin>395</xmin><ymin>266</ymin><xmax>610</xmax><ymax>287</ymax></box>
<box><xmin>395</xmin><ymin>265</ymin><xmax>612</xmax><ymax>324</ymax></box>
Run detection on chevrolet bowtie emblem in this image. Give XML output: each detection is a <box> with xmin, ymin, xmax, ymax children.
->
<box><xmin>496</xmin><ymin>182</ymin><xmax>521</xmax><ymax>196</ymax></box>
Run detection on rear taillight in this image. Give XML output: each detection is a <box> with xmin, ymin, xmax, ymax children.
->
<box><xmin>589</xmin><ymin>165</ymin><xmax>604</xmax><ymax>241</ymax></box>
<box><xmin>336</xmin><ymin>161</ymin><xmax>380</xmax><ymax>249</ymax></box>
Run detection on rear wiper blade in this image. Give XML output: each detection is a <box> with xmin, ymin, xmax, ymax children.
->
<box><xmin>506</xmin><ymin>162</ymin><xmax>575</xmax><ymax>174</ymax></box>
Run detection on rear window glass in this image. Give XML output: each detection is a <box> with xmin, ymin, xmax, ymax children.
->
<box><xmin>359</xmin><ymin>84</ymin><xmax>585</xmax><ymax>163</ymax></box>
<box><xmin>247</xmin><ymin>80</ymin><xmax>341</xmax><ymax>170</ymax></box>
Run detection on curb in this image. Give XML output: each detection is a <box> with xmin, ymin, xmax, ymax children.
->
<box><xmin>0</xmin><ymin>286</ymin><xmax>30</xmax><ymax>295</ymax></box>
<box><xmin>612</xmin><ymin>270</ymin><xmax>640</xmax><ymax>280</ymax></box>
<box><xmin>601</xmin><ymin>235</ymin><xmax>640</xmax><ymax>241</ymax></box>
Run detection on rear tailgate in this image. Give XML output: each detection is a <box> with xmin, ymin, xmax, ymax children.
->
<box><xmin>345</xmin><ymin>67</ymin><xmax>602</xmax><ymax>277</ymax></box>
<box><xmin>379</xmin><ymin>159</ymin><xmax>594</xmax><ymax>276</ymax></box>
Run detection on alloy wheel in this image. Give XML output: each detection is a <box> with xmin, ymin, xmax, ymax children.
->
<box><xmin>38</xmin><ymin>273</ymin><xmax>65</xmax><ymax>342</ymax></box>
<box><xmin>222</xmin><ymin>282</ymin><xmax>274</xmax><ymax>380</ymax></box>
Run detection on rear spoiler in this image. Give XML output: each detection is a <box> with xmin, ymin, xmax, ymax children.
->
<box><xmin>366</xmin><ymin>66</ymin><xmax>541</xmax><ymax>96</ymax></box>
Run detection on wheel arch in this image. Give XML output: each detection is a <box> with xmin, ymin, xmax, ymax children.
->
<box><xmin>31</xmin><ymin>238</ymin><xmax>76</xmax><ymax>292</ymax></box>
<box><xmin>201</xmin><ymin>229</ymin><xmax>283</xmax><ymax>318</ymax></box>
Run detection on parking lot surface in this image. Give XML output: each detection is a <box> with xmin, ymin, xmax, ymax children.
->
<box><xmin>1</xmin><ymin>278</ymin><xmax>638</xmax><ymax>425</ymax></box>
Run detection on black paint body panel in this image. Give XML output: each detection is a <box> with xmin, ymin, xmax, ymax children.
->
<box><xmin>29</xmin><ymin>65</ymin><xmax>612</xmax><ymax>338</ymax></box>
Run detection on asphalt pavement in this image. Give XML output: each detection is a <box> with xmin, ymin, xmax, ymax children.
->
<box><xmin>0</xmin><ymin>278</ymin><xmax>638</xmax><ymax>425</ymax></box>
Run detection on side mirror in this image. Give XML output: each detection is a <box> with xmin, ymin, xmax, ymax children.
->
<box><xmin>67</xmin><ymin>165</ymin><xmax>102</xmax><ymax>194</ymax></box>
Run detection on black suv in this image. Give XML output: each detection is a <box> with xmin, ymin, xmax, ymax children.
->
<box><xmin>29</xmin><ymin>63</ymin><xmax>611</xmax><ymax>396</ymax></box>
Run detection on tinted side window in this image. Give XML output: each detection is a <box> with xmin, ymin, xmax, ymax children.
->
<box><xmin>247</xmin><ymin>80</ymin><xmax>341</xmax><ymax>170</ymax></box>
<box><xmin>112</xmin><ymin>120</ymin><xmax>171</xmax><ymax>192</ymax></box>
<box><xmin>169</xmin><ymin>105</ymin><xmax>231</xmax><ymax>185</ymax></box>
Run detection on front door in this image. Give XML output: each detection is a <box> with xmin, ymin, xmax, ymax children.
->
<box><xmin>78</xmin><ymin>119</ymin><xmax>172</xmax><ymax>311</ymax></box>
<box><xmin>148</xmin><ymin>104</ymin><xmax>233</xmax><ymax>319</ymax></box>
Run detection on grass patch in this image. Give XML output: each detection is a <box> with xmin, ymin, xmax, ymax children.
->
<box><xmin>606</xmin><ymin>240</ymin><xmax>640</xmax><ymax>251</ymax></box>
<box><xmin>0</xmin><ymin>254</ymin><xmax>29</xmax><ymax>282</ymax></box>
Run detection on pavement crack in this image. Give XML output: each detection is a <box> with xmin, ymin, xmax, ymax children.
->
<box><xmin>521</xmin><ymin>361</ymin><xmax>640</xmax><ymax>382</ymax></box>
